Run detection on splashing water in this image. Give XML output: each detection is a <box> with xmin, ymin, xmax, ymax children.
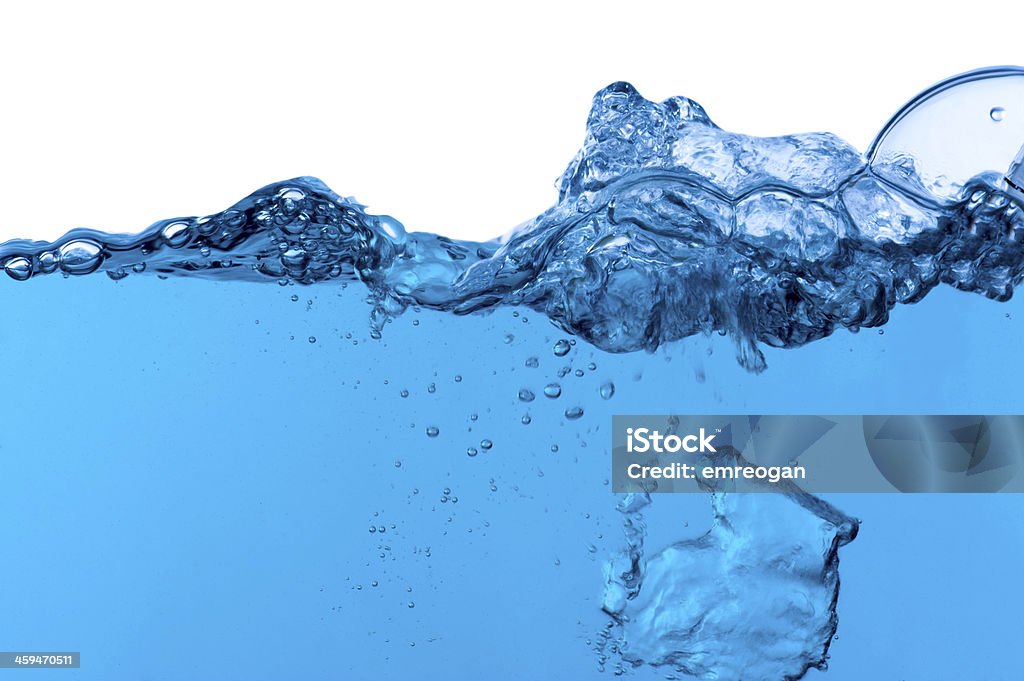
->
<box><xmin>3</xmin><ymin>81</ymin><xmax>1023</xmax><ymax>371</ymax></box>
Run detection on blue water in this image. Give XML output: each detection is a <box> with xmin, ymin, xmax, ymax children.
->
<box><xmin>2</xmin><ymin>82</ymin><xmax>1023</xmax><ymax>680</ymax></box>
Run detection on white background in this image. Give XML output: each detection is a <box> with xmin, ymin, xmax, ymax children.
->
<box><xmin>1</xmin><ymin>0</ymin><xmax>1021</xmax><ymax>242</ymax></box>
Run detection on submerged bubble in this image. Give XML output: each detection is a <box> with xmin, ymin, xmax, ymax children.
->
<box><xmin>425</xmin><ymin>426</ymin><xmax>439</xmax><ymax>438</ymax></box>
<box><xmin>991</xmin><ymin>106</ymin><xmax>1006</xmax><ymax>122</ymax></box>
<box><xmin>525</xmin><ymin>356</ymin><xmax>539</xmax><ymax>368</ymax></box>
<box><xmin>480</xmin><ymin>439</ymin><xmax>493</xmax><ymax>450</ymax></box>
<box><xmin>517</xmin><ymin>389</ymin><xmax>536</xmax><ymax>402</ymax></box>
<box><xmin>564</xmin><ymin>406</ymin><xmax>584</xmax><ymax>420</ymax></box>
<box><xmin>553</xmin><ymin>339</ymin><xmax>572</xmax><ymax>357</ymax></box>
<box><xmin>600</xmin><ymin>382</ymin><xmax>616</xmax><ymax>400</ymax></box>
<box><xmin>543</xmin><ymin>383</ymin><xmax>562</xmax><ymax>399</ymax></box>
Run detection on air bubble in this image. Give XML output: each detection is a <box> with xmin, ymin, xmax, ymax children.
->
<box><xmin>3</xmin><ymin>257</ymin><xmax>32</xmax><ymax>281</ymax></box>
<box><xmin>57</xmin><ymin>240</ymin><xmax>104</xmax><ymax>275</ymax></box>
<box><xmin>161</xmin><ymin>221</ymin><xmax>192</xmax><ymax>248</ymax></box>
<box><xmin>518</xmin><ymin>389</ymin><xmax>536</xmax><ymax>402</ymax></box>
<box><xmin>600</xmin><ymin>382</ymin><xmax>616</xmax><ymax>400</ymax></box>
<box><xmin>525</xmin><ymin>356</ymin><xmax>539</xmax><ymax>368</ymax></box>
<box><xmin>553</xmin><ymin>339</ymin><xmax>572</xmax><ymax>356</ymax></box>
<box><xmin>565</xmin><ymin>406</ymin><xmax>584</xmax><ymax>420</ymax></box>
<box><xmin>480</xmin><ymin>439</ymin><xmax>493</xmax><ymax>450</ymax></box>
<box><xmin>426</xmin><ymin>426</ymin><xmax>440</xmax><ymax>437</ymax></box>
<box><xmin>543</xmin><ymin>383</ymin><xmax>562</xmax><ymax>399</ymax></box>
<box><xmin>991</xmin><ymin>106</ymin><xmax>1006</xmax><ymax>122</ymax></box>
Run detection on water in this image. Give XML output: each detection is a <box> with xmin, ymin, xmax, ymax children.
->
<box><xmin>1</xmin><ymin>81</ymin><xmax>1023</xmax><ymax>680</ymax></box>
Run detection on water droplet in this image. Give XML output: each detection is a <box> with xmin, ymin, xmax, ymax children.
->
<box><xmin>565</xmin><ymin>406</ymin><xmax>584</xmax><ymax>420</ymax></box>
<box><xmin>543</xmin><ymin>383</ymin><xmax>562</xmax><ymax>399</ymax></box>
<box><xmin>991</xmin><ymin>106</ymin><xmax>1006</xmax><ymax>122</ymax></box>
<box><xmin>518</xmin><ymin>388</ymin><xmax>536</xmax><ymax>402</ymax></box>
<box><xmin>480</xmin><ymin>439</ymin><xmax>493</xmax><ymax>451</ymax></box>
<box><xmin>553</xmin><ymin>339</ymin><xmax>572</xmax><ymax>357</ymax></box>
<box><xmin>599</xmin><ymin>382</ymin><xmax>616</xmax><ymax>400</ymax></box>
<box><xmin>426</xmin><ymin>426</ymin><xmax>440</xmax><ymax>438</ymax></box>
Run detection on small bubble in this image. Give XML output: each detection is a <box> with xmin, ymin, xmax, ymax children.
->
<box><xmin>394</xmin><ymin>460</ymin><xmax>402</xmax><ymax>468</ymax></box>
<box><xmin>525</xmin><ymin>356</ymin><xmax>539</xmax><ymax>368</ymax></box>
<box><xmin>427</xmin><ymin>382</ymin><xmax>436</xmax><ymax>394</ymax></box>
<box><xmin>565</xmin><ymin>406</ymin><xmax>584</xmax><ymax>420</ymax></box>
<box><xmin>521</xmin><ymin>414</ymin><xmax>532</xmax><ymax>425</ymax></box>
<box><xmin>504</xmin><ymin>334</ymin><xmax>515</xmax><ymax>344</ymax></box>
<box><xmin>574</xmin><ymin>369</ymin><xmax>584</xmax><ymax>377</ymax></box>
<box><xmin>407</xmin><ymin>602</ymin><xmax>415</xmax><ymax>609</ymax></box>
<box><xmin>470</xmin><ymin>413</ymin><xmax>478</xmax><ymax>421</ymax></box>
<box><xmin>587</xmin><ymin>362</ymin><xmax>597</xmax><ymax>371</ymax></box>
<box><xmin>480</xmin><ymin>439</ymin><xmax>493</xmax><ymax>451</ymax></box>
<box><xmin>308</xmin><ymin>336</ymin><xmax>317</xmax><ymax>344</ymax></box>
<box><xmin>877</xmin><ymin>329</ymin><xmax>885</xmax><ymax>335</ymax></box>
<box><xmin>454</xmin><ymin>375</ymin><xmax>463</xmax><ymax>383</ymax></box>
<box><xmin>551</xmin><ymin>444</ymin><xmax>559</xmax><ymax>453</ymax></box>
<box><xmin>467</xmin><ymin>447</ymin><xmax>478</xmax><ymax>457</ymax></box>
<box><xmin>553</xmin><ymin>339</ymin><xmax>572</xmax><ymax>357</ymax></box>
<box><xmin>426</xmin><ymin>426</ymin><xmax>440</xmax><ymax>438</ymax></box>
<box><xmin>600</xmin><ymin>382</ymin><xmax>616</xmax><ymax>400</ymax></box>
<box><xmin>543</xmin><ymin>383</ymin><xmax>562</xmax><ymax>399</ymax></box>
<box><xmin>369</xmin><ymin>526</ymin><xmax>377</xmax><ymax>533</ymax></box>
<box><xmin>991</xmin><ymin>106</ymin><xmax>1006</xmax><ymax>122</ymax></box>
<box><xmin>290</xmin><ymin>294</ymin><xmax>299</xmax><ymax>302</ymax></box>
<box><xmin>518</xmin><ymin>389</ymin><xmax>536</xmax><ymax>402</ymax></box>
<box><xmin>400</xmin><ymin>389</ymin><xmax>409</xmax><ymax>398</ymax></box>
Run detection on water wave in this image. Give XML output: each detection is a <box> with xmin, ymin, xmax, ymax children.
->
<box><xmin>4</xmin><ymin>82</ymin><xmax>1022</xmax><ymax>370</ymax></box>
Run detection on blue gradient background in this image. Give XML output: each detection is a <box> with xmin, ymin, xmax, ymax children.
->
<box><xmin>1</xmin><ymin>275</ymin><xmax>1021</xmax><ymax>679</ymax></box>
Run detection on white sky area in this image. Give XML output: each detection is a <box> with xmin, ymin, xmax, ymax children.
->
<box><xmin>2</xmin><ymin>1</ymin><xmax>1022</xmax><ymax>243</ymax></box>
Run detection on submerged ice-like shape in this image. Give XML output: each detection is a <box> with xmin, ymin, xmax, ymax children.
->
<box><xmin>603</xmin><ymin>452</ymin><xmax>858</xmax><ymax>680</ymax></box>
<box><xmin>3</xmin><ymin>82</ymin><xmax>1024</xmax><ymax>372</ymax></box>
